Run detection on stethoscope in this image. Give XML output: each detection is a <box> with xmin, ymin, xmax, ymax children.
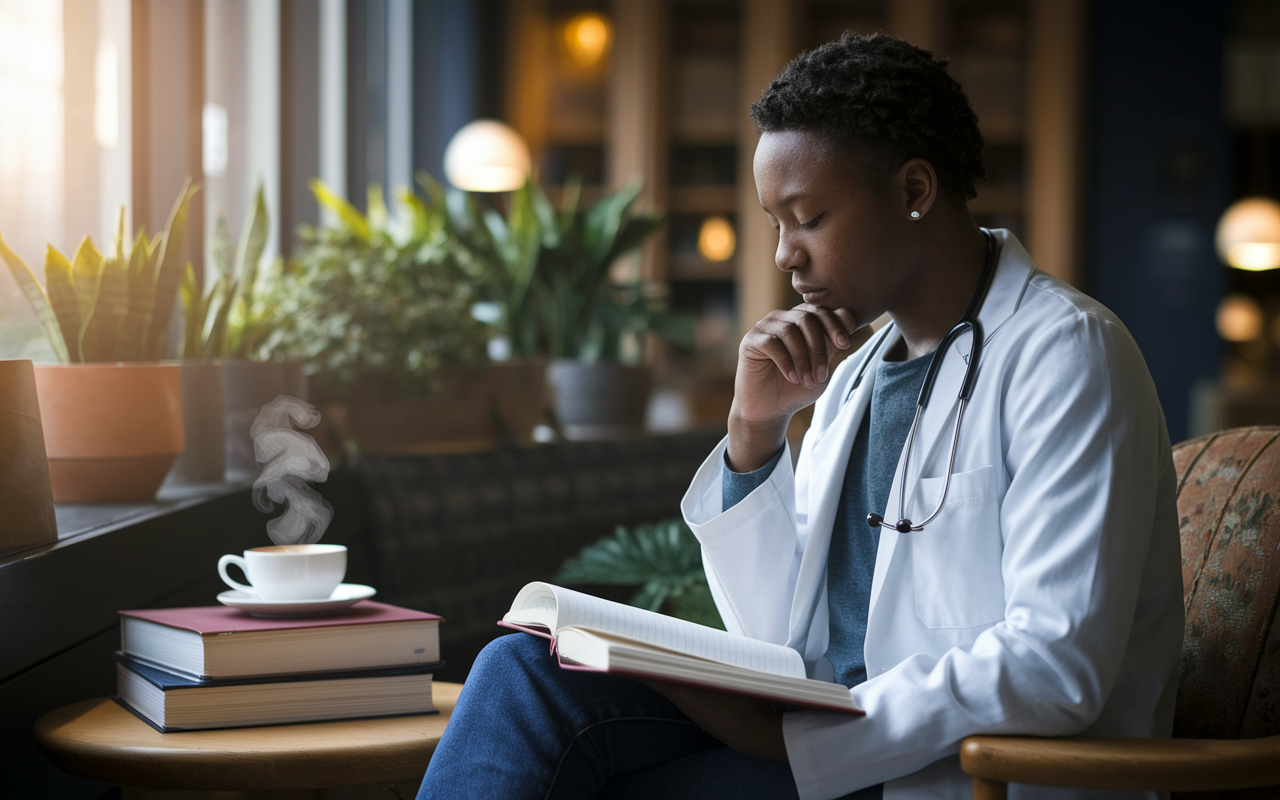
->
<box><xmin>849</xmin><ymin>228</ymin><xmax>1000</xmax><ymax>535</ymax></box>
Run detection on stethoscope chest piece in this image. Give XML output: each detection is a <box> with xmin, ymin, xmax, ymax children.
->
<box><xmin>862</xmin><ymin>229</ymin><xmax>999</xmax><ymax>536</ymax></box>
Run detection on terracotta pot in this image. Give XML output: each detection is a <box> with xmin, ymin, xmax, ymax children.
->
<box><xmin>325</xmin><ymin>361</ymin><xmax>548</xmax><ymax>455</ymax></box>
<box><xmin>547</xmin><ymin>360</ymin><xmax>651</xmax><ymax>440</ymax></box>
<box><xmin>223</xmin><ymin>360</ymin><xmax>308</xmax><ymax>481</ymax></box>
<box><xmin>165</xmin><ymin>361</ymin><xmax>226</xmax><ymax>485</ymax></box>
<box><xmin>33</xmin><ymin>363</ymin><xmax>184</xmax><ymax>503</ymax></box>
<box><xmin>0</xmin><ymin>360</ymin><xmax>56</xmax><ymax>552</ymax></box>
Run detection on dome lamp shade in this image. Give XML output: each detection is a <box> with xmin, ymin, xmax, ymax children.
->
<box><xmin>443</xmin><ymin>120</ymin><xmax>533</xmax><ymax>193</ymax></box>
<box><xmin>1215</xmin><ymin>197</ymin><xmax>1280</xmax><ymax>271</ymax></box>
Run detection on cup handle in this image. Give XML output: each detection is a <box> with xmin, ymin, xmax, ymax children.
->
<box><xmin>218</xmin><ymin>554</ymin><xmax>255</xmax><ymax>594</ymax></box>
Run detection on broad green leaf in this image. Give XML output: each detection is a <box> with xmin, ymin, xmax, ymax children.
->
<box><xmin>120</xmin><ymin>230</ymin><xmax>154</xmax><ymax>361</ymax></box>
<box><xmin>146</xmin><ymin>178</ymin><xmax>199</xmax><ymax>359</ymax></box>
<box><xmin>235</xmin><ymin>183</ymin><xmax>269</xmax><ymax>306</ymax></box>
<box><xmin>203</xmin><ymin>278</ymin><xmax>236</xmax><ymax>360</ymax></box>
<box><xmin>310</xmin><ymin>179</ymin><xmax>370</xmax><ymax>241</ymax></box>
<box><xmin>70</xmin><ymin>236</ymin><xmax>106</xmax><ymax>359</ymax></box>
<box><xmin>0</xmin><ymin>230</ymin><xmax>69</xmax><ymax>363</ymax></box>
<box><xmin>210</xmin><ymin>213</ymin><xmax>234</xmax><ymax>283</ymax></box>
<box><xmin>180</xmin><ymin>263</ymin><xmax>206</xmax><ymax>360</ymax></box>
<box><xmin>44</xmin><ymin>246</ymin><xmax>82</xmax><ymax>362</ymax></box>
<box><xmin>113</xmin><ymin>206</ymin><xmax>126</xmax><ymax>263</ymax></box>
<box><xmin>86</xmin><ymin>255</ymin><xmax>129</xmax><ymax>362</ymax></box>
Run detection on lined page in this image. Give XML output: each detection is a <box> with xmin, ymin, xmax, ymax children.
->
<box><xmin>507</xmin><ymin>582</ymin><xmax>805</xmax><ymax>679</ymax></box>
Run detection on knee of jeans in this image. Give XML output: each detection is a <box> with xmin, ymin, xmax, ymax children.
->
<box><xmin>472</xmin><ymin>632</ymin><xmax>554</xmax><ymax>683</ymax></box>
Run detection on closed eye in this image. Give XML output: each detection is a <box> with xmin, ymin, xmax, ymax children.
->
<box><xmin>800</xmin><ymin>213</ymin><xmax>824</xmax><ymax>229</ymax></box>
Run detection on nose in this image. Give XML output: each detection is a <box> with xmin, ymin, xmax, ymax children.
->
<box><xmin>774</xmin><ymin>229</ymin><xmax>807</xmax><ymax>272</ymax></box>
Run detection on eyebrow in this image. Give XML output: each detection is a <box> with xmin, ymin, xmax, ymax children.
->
<box><xmin>760</xmin><ymin>188</ymin><xmax>810</xmax><ymax>214</ymax></box>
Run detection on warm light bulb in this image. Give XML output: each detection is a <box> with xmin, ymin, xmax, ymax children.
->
<box><xmin>1216</xmin><ymin>294</ymin><xmax>1264</xmax><ymax>342</ymax></box>
<box><xmin>697</xmin><ymin>216</ymin><xmax>736</xmax><ymax>262</ymax></box>
<box><xmin>564</xmin><ymin>12</ymin><xmax>612</xmax><ymax>67</ymax></box>
<box><xmin>443</xmin><ymin>120</ymin><xmax>532</xmax><ymax>192</ymax></box>
<box><xmin>1216</xmin><ymin>198</ymin><xmax>1280</xmax><ymax>271</ymax></box>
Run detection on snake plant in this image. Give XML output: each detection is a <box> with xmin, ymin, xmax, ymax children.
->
<box><xmin>182</xmin><ymin>183</ymin><xmax>272</xmax><ymax>361</ymax></box>
<box><xmin>0</xmin><ymin>179</ymin><xmax>198</xmax><ymax>363</ymax></box>
<box><xmin>443</xmin><ymin>175</ymin><xmax>695</xmax><ymax>362</ymax></box>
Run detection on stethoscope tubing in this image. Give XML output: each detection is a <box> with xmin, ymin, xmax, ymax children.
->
<box><xmin>857</xmin><ymin>229</ymin><xmax>1000</xmax><ymax>534</ymax></box>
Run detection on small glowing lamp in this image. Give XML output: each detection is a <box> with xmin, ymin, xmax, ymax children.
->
<box><xmin>443</xmin><ymin>120</ymin><xmax>532</xmax><ymax>192</ymax></box>
<box><xmin>697</xmin><ymin>216</ymin><xmax>736</xmax><ymax>262</ymax></box>
<box><xmin>564</xmin><ymin>12</ymin><xmax>612</xmax><ymax>67</ymax></box>
<box><xmin>1215</xmin><ymin>197</ymin><xmax>1280</xmax><ymax>271</ymax></box>
<box><xmin>1216</xmin><ymin>294</ymin><xmax>1264</xmax><ymax>342</ymax></box>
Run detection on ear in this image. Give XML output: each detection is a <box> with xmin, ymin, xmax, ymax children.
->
<box><xmin>899</xmin><ymin>158</ymin><xmax>938</xmax><ymax>221</ymax></box>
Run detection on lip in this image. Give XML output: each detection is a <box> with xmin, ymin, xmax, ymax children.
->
<box><xmin>794</xmin><ymin>285</ymin><xmax>827</xmax><ymax>304</ymax></box>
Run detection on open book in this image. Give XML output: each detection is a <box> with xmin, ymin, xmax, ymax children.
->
<box><xmin>499</xmin><ymin>582</ymin><xmax>862</xmax><ymax>715</ymax></box>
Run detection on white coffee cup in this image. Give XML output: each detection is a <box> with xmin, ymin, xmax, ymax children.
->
<box><xmin>218</xmin><ymin>544</ymin><xmax>347</xmax><ymax>601</ymax></box>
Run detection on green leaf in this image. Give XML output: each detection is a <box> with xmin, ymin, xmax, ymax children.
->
<box><xmin>366</xmin><ymin>184</ymin><xmax>388</xmax><ymax>232</ymax></box>
<box><xmin>120</xmin><ymin>231</ymin><xmax>155</xmax><ymax>362</ymax></box>
<box><xmin>146</xmin><ymin>178</ymin><xmax>199</xmax><ymax>359</ymax></box>
<box><xmin>310</xmin><ymin>179</ymin><xmax>371</xmax><ymax>242</ymax></box>
<box><xmin>203</xmin><ymin>278</ymin><xmax>235</xmax><ymax>360</ymax></box>
<box><xmin>70</xmin><ymin>236</ymin><xmax>106</xmax><ymax>360</ymax></box>
<box><xmin>556</xmin><ymin>519</ymin><xmax>707</xmax><ymax>614</ymax></box>
<box><xmin>44</xmin><ymin>246</ymin><xmax>82</xmax><ymax>362</ymax></box>
<box><xmin>211</xmin><ymin>213</ymin><xmax>234</xmax><ymax>283</ymax></box>
<box><xmin>180</xmin><ymin>262</ymin><xmax>206</xmax><ymax>360</ymax></box>
<box><xmin>0</xmin><ymin>230</ymin><xmax>69</xmax><ymax>363</ymax></box>
<box><xmin>86</xmin><ymin>254</ymin><xmax>129</xmax><ymax>362</ymax></box>
<box><xmin>235</xmin><ymin>183</ymin><xmax>269</xmax><ymax>307</ymax></box>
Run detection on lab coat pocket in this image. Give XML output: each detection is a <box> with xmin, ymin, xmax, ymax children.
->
<box><xmin>910</xmin><ymin>465</ymin><xmax>1005</xmax><ymax>630</ymax></box>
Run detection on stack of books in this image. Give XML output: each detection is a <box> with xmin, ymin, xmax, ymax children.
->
<box><xmin>114</xmin><ymin>601</ymin><xmax>443</xmax><ymax>732</ymax></box>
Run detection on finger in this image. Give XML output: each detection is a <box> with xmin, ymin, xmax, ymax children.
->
<box><xmin>798</xmin><ymin>305</ymin><xmax>853</xmax><ymax>351</ymax></box>
<box><xmin>774</xmin><ymin>321</ymin><xmax>816</xmax><ymax>388</ymax></box>
<box><xmin>832</xmin><ymin>307</ymin><xmax>858</xmax><ymax>335</ymax></box>
<box><xmin>795</xmin><ymin>314</ymin><xmax>829</xmax><ymax>384</ymax></box>
<box><xmin>747</xmin><ymin>330</ymin><xmax>801</xmax><ymax>384</ymax></box>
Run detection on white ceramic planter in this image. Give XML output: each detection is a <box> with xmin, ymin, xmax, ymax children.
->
<box><xmin>165</xmin><ymin>361</ymin><xmax>226</xmax><ymax>485</ymax></box>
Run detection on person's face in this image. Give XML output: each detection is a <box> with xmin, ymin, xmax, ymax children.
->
<box><xmin>753</xmin><ymin>130</ymin><xmax>916</xmax><ymax>329</ymax></box>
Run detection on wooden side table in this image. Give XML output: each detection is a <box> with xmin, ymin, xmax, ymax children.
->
<box><xmin>33</xmin><ymin>681</ymin><xmax>463</xmax><ymax>799</ymax></box>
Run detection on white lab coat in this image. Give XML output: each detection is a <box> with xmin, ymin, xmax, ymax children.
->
<box><xmin>681</xmin><ymin>230</ymin><xmax>1184</xmax><ymax>800</ymax></box>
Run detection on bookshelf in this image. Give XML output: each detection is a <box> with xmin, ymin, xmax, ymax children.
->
<box><xmin>503</xmin><ymin>0</ymin><xmax>1085</xmax><ymax>423</ymax></box>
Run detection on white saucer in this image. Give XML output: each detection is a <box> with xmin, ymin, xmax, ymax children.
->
<box><xmin>216</xmin><ymin>583</ymin><xmax>377</xmax><ymax>617</ymax></box>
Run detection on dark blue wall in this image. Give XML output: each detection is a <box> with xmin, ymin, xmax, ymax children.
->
<box><xmin>1085</xmin><ymin>0</ymin><xmax>1230</xmax><ymax>442</ymax></box>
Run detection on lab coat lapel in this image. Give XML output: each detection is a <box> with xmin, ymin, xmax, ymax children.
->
<box><xmin>868</xmin><ymin>229</ymin><xmax>1036</xmax><ymax>620</ymax></box>
<box><xmin>786</xmin><ymin>329</ymin><xmax>896</xmax><ymax>651</ymax></box>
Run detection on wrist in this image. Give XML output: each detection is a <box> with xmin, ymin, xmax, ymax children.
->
<box><xmin>726</xmin><ymin>408</ymin><xmax>790</xmax><ymax>473</ymax></box>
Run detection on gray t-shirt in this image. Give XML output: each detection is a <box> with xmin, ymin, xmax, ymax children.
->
<box><xmin>723</xmin><ymin>351</ymin><xmax>932</xmax><ymax>688</ymax></box>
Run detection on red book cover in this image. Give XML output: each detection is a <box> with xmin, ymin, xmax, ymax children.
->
<box><xmin>120</xmin><ymin>601</ymin><xmax>441</xmax><ymax>634</ymax></box>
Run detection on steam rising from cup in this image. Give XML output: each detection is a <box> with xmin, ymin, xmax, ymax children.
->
<box><xmin>250</xmin><ymin>396</ymin><xmax>333</xmax><ymax>545</ymax></box>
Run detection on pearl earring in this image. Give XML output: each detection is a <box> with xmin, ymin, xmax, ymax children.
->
<box><xmin>910</xmin><ymin>211</ymin><xmax>921</xmax><ymax>219</ymax></box>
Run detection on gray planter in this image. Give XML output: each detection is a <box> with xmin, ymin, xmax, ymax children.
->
<box><xmin>223</xmin><ymin>360</ymin><xmax>308</xmax><ymax>480</ymax></box>
<box><xmin>547</xmin><ymin>360</ymin><xmax>650</xmax><ymax>440</ymax></box>
<box><xmin>165</xmin><ymin>361</ymin><xmax>226</xmax><ymax>485</ymax></box>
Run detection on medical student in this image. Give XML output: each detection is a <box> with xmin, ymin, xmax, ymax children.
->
<box><xmin>418</xmin><ymin>32</ymin><xmax>1184</xmax><ymax>800</ymax></box>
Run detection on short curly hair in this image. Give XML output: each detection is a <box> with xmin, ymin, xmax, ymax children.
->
<box><xmin>750</xmin><ymin>32</ymin><xmax>986</xmax><ymax>202</ymax></box>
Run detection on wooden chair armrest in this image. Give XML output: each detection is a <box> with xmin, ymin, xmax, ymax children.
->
<box><xmin>960</xmin><ymin>734</ymin><xmax>1280</xmax><ymax>792</ymax></box>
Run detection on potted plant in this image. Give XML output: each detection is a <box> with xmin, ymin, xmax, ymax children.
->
<box><xmin>0</xmin><ymin>181</ymin><xmax>197</xmax><ymax>502</ymax></box>
<box><xmin>446</xmin><ymin>177</ymin><xmax>694</xmax><ymax>439</ymax></box>
<box><xmin>263</xmin><ymin>180</ymin><xmax>524</xmax><ymax>454</ymax></box>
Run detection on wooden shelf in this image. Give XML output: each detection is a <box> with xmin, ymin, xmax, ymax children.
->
<box><xmin>669</xmin><ymin>185</ymin><xmax>737</xmax><ymax>214</ymax></box>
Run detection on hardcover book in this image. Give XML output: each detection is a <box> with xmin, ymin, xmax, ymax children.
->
<box><xmin>119</xmin><ymin>601</ymin><xmax>441</xmax><ymax>679</ymax></box>
<box><xmin>114</xmin><ymin>653</ymin><xmax>440</xmax><ymax>732</ymax></box>
<box><xmin>500</xmin><ymin>582</ymin><xmax>863</xmax><ymax>715</ymax></box>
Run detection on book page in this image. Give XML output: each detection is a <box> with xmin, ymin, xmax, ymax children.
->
<box><xmin>506</xmin><ymin>582</ymin><xmax>805</xmax><ymax>679</ymax></box>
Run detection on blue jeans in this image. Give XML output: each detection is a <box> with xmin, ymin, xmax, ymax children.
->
<box><xmin>418</xmin><ymin>633</ymin><xmax>883</xmax><ymax>799</ymax></box>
